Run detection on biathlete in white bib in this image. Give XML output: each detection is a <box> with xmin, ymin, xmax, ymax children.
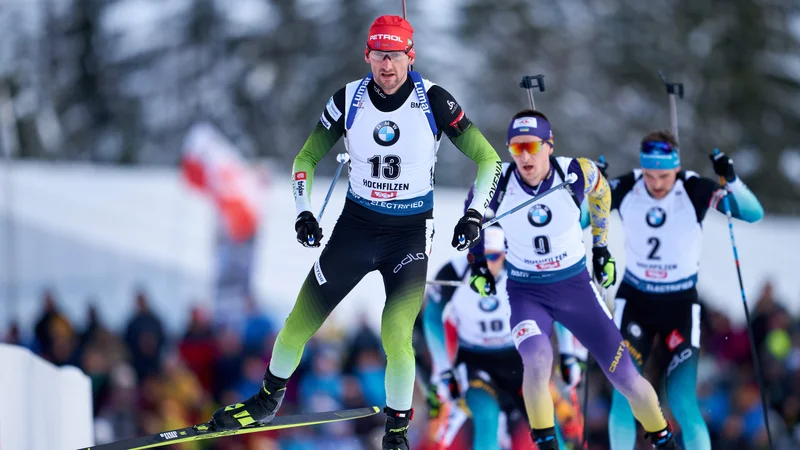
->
<box><xmin>606</xmin><ymin>130</ymin><xmax>763</xmax><ymax>450</ymax></box>
<box><xmin>464</xmin><ymin>109</ymin><xmax>679</xmax><ymax>449</ymax></box>
<box><xmin>207</xmin><ymin>15</ymin><xmax>503</xmax><ymax>450</ymax></box>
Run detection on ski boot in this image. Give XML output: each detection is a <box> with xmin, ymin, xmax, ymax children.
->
<box><xmin>382</xmin><ymin>407</ymin><xmax>412</xmax><ymax>450</ymax></box>
<box><xmin>530</xmin><ymin>427</ymin><xmax>559</xmax><ymax>450</ymax></box>
<box><xmin>645</xmin><ymin>422</ymin><xmax>681</xmax><ymax>449</ymax></box>
<box><xmin>210</xmin><ymin>368</ymin><xmax>287</xmax><ymax>430</ymax></box>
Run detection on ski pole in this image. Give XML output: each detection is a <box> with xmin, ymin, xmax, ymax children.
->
<box><xmin>581</xmin><ymin>285</ymin><xmax>605</xmax><ymax>449</ymax></box>
<box><xmin>401</xmin><ymin>0</ymin><xmax>413</xmax><ymax>72</ymax></box>
<box><xmin>658</xmin><ymin>70</ymin><xmax>684</xmax><ymax>144</ymax></box>
<box><xmin>317</xmin><ymin>152</ymin><xmax>349</xmax><ymax>222</ymax></box>
<box><xmin>481</xmin><ymin>173</ymin><xmax>578</xmax><ymax>229</ymax></box>
<box><xmin>426</xmin><ymin>280</ymin><xmax>467</xmax><ymax>287</ymax></box>
<box><xmin>713</xmin><ymin>148</ymin><xmax>774</xmax><ymax>449</ymax></box>
<box><xmin>581</xmin><ymin>356</ymin><xmax>590</xmax><ymax>449</ymax></box>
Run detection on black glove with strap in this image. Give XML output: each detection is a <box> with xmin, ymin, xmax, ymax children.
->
<box><xmin>709</xmin><ymin>150</ymin><xmax>736</xmax><ymax>182</ymax></box>
<box><xmin>592</xmin><ymin>246</ymin><xmax>616</xmax><ymax>288</ymax></box>
<box><xmin>451</xmin><ymin>209</ymin><xmax>483</xmax><ymax>251</ymax></box>
<box><xmin>295</xmin><ymin>211</ymin><xmax>323</xmax><ymax>248</ymax></box>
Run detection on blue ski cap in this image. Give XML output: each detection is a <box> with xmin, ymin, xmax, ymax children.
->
<box><xmin>640</xmin><ymin>140</ymin><xmax>680</xmax><ymax>169</ymax></box>
<box><xmin>507</xmin><ymin>115</ymin><xmax>552</xmax><ymax>144</ymax></box>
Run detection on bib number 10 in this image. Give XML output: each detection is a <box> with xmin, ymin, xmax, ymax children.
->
<box><xmin>479</xmin><ymin>319</ymin><xmax>504</xmax><ymax>333</ymax></box>
<box><xmin>368</xmin><ymin>155</ymin><xmax>402</xmax><ymax>180</ymax></box>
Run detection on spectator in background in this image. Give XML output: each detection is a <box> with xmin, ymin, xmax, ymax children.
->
<box><xmin>236</xmin><ymin>355</ymin><xmax>270</xmax><ymax>401</ymax></box>
<box><xmin>80</xmin><ymin>301</ymin><xmax>105</xmax><ymax>349</ymax></box>
<box><xmin>212</xmin><ymin>327</ymin><xmax>244</xmax><ymax>404</ymax></box>
<box><xmin>241</xmin><ymin>295</ymin><xmax>274</xmax><ymax>356</ymax></box>
<box><xmin>352</xmin><ymin>347</ymin><xmax>386</xmax><ymax>409</ymax></box>
<box><xmin>705</xmin><ymin>309</ymin><xmax>752</xmax><ymax>365</ymax></box>
<box><xmin>752</xmin><ymin>280</ymin><xmax>788</xmax><ymax>351</ymax></box>
<box><xmin>95</xmin><ymin>363</ymin><xmax>139</xmax><ymax>442</ymax></box>
<box><xmin>297</xmin><ymin>344</ymin><xmax>345</xmax><ymax>410</ymax></box>
<box><xmin>179</xmin><ymin>305</ymin><xmax>216</xmax><ymax>390</ymax></box>
<box><xmin>82</xmin><ymin>342</ymin><xmax>113</xmax><ymax>415</ymax></box>
<box><xmin>33</xmin><ymin>288</ymin><xmax>76</xmax><ymax>365</ymax></box>
<box><xmin>124</xmin><ymin>289</ymin><xmax>166</xmax><ymax>379</ymax></box>
<box><xmin>158</xmin><ymin>352</ymin><xmax>208</xmax><ymax>427</ymax></box>
<box><xmin>342</xmin><ymin>316</ymin><xmax>386</xmax><ymax>408</ymax></box>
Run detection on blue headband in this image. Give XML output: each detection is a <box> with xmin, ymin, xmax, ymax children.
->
<box><xmin>507</xmin><ymin>116</ymin><xmax>552</xmax><ymax>144</ymax></box>
<box><xmin>640</xmin><ymin>140</ymin><xmax>680</xmax><ymax>169</ymax></box>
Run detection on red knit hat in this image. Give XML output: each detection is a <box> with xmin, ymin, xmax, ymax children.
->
<box><xmin>365</xmin><ymin>15</ymin><xmax>415</xmax><ymax>58</ymax></box>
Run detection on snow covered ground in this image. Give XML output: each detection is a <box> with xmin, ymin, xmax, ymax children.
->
<box><xmin>0</xmin><ymin>161</ymin><xmax>797</xmax><ymax>336</ymax></box>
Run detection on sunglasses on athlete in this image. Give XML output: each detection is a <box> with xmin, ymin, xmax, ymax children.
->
<box><xmin>641</xmin><ymin>140</ymin><xmax>677</xmax><ymax>155</ymax></box>
<box><xmin>507</xmin><ymin>140</ymin><xmax>554</xmax><ymax>156</ymax></box>
<box><xmin>368</xmin><ymin>49</ymin><xmax>412</xmax><ymax>62</ymax></box>
<box><xmin>485</xmin><ymin>252</ymin><xmax>504</xmax><ymax>262</ymax></box>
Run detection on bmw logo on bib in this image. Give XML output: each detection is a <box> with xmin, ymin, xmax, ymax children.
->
<box><xmin>374</xmin><ymin>120</ymin><xmax>400</xmax><ymax>147</ymax></box>
<box><xmin>479</xmin><ymin>296</ymin><xmax>500</xmax><ymax>312</ymax></box>
<box><xmin>646</xmin><ymin>206</ymin><xmax>667</xmax><ymax>228</ymax></box>
<box><xmin>528</xmin><ymin>204</ymin><xmax>552</xmax><ymax>227</ymax></box>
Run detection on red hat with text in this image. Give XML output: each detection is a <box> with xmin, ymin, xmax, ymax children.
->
<box><xmin>365</xmin><ymin>15</ymin><xmax>415</xmax><ymax>58</ymax></box>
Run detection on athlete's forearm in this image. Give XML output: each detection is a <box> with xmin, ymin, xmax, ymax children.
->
<box><xmin>451</xmin><ymin>126</ymin><xmax>502</xmax><ymax>215</ymax></box>
<box><xmin>719</xmin><ymin>178</ymin><xmax>764</xmax><ymax>223</ymax></box>
<box><xmin>587</xmin><ymin>172</ymin><xmax>611</xmax><ymax>247</ymax></box>
<box><xmin>422</xmin><ymin>296</ymin><xmax>453</xmax><ymax>376</ymax></box>
<box><xmin>292</xmin><ymin>123</ymin><xmax>340</xmax><ymax>214</ymax></box>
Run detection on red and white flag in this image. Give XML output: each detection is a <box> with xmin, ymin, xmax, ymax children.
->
<box><xmin>181</xmin><ymin>123</ymin><xmax>261</xmax><ymax>243</ymax></box>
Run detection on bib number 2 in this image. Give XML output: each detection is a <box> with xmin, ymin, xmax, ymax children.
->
<box><xmin>647</xmin><ymin>237</ymin><xmax>661</xmax><ymax>260</ymax></box>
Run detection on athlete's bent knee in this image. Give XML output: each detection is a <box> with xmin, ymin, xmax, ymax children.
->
<box><xmin>518</xmin><ymin>340</ymin><xmax>552</xmax><ymax>384</ymax></box>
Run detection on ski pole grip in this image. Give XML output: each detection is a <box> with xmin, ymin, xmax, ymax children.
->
<box><xmin>666</xmin><ymin>82</ymin><xmax>684</xmax><ymax>98</ymax></box>
<box><xmin>520</xmin><ymin>75</ymin><xmax>546</xmax><ymax>92</ymax></box>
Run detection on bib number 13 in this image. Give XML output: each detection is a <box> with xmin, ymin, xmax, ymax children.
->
<box><xmin>368</xmin><ymin>155</ymin><xmax>402</xmax><ymax>180</ymax></box>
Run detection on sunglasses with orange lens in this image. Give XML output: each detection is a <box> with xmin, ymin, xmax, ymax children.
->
<box><xmin>508</xmin><ymin>140</ymin><xmax>553</xmax><ymax>156</ymax></box>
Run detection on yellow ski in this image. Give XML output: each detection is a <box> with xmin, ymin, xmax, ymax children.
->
<box><xmin>77</xmin><ymin>406</ymin><xmax>380</xmax><ymax>450</ymax></box>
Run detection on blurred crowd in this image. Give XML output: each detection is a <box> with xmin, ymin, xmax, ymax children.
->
<box><xmin>2</xmin><ymin>279</ymin><xmax>800</xmax><ymax>449</ymax></box>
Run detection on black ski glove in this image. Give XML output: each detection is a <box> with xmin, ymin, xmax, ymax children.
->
<box><xmin>295</xmin><ymin>211</ymin><xmax>323</xmax><ymax>248</ymax></box>
<box><xmin>592</xmin><ymin>246</ymin><xmax>617</xmax><ymax>288</ymax></box>
<box><xmin>452</xmin><ymin>209</ymin><xmax>483</xmax><ymax>251</ymax></box>
<box><xmin>710</xmin><ymin>150</ymin><xmax>736</xmax><ymax>182</ymax></box>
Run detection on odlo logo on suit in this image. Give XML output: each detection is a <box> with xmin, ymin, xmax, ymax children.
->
<box><xmin>393</xmin><ymin>253</ymin><xmax>426</xmax><ymax>273</ymax></box>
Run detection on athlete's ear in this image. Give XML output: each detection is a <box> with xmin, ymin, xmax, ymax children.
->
<box><xmin>364</xmin><ymin>51</ymin><xmax>371</xmax><ymax>64</ymax></box>
<box><xmin>408</xmin><ymin>56</ymin><xmax>415</xmax><ymax>67</ymax></box>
